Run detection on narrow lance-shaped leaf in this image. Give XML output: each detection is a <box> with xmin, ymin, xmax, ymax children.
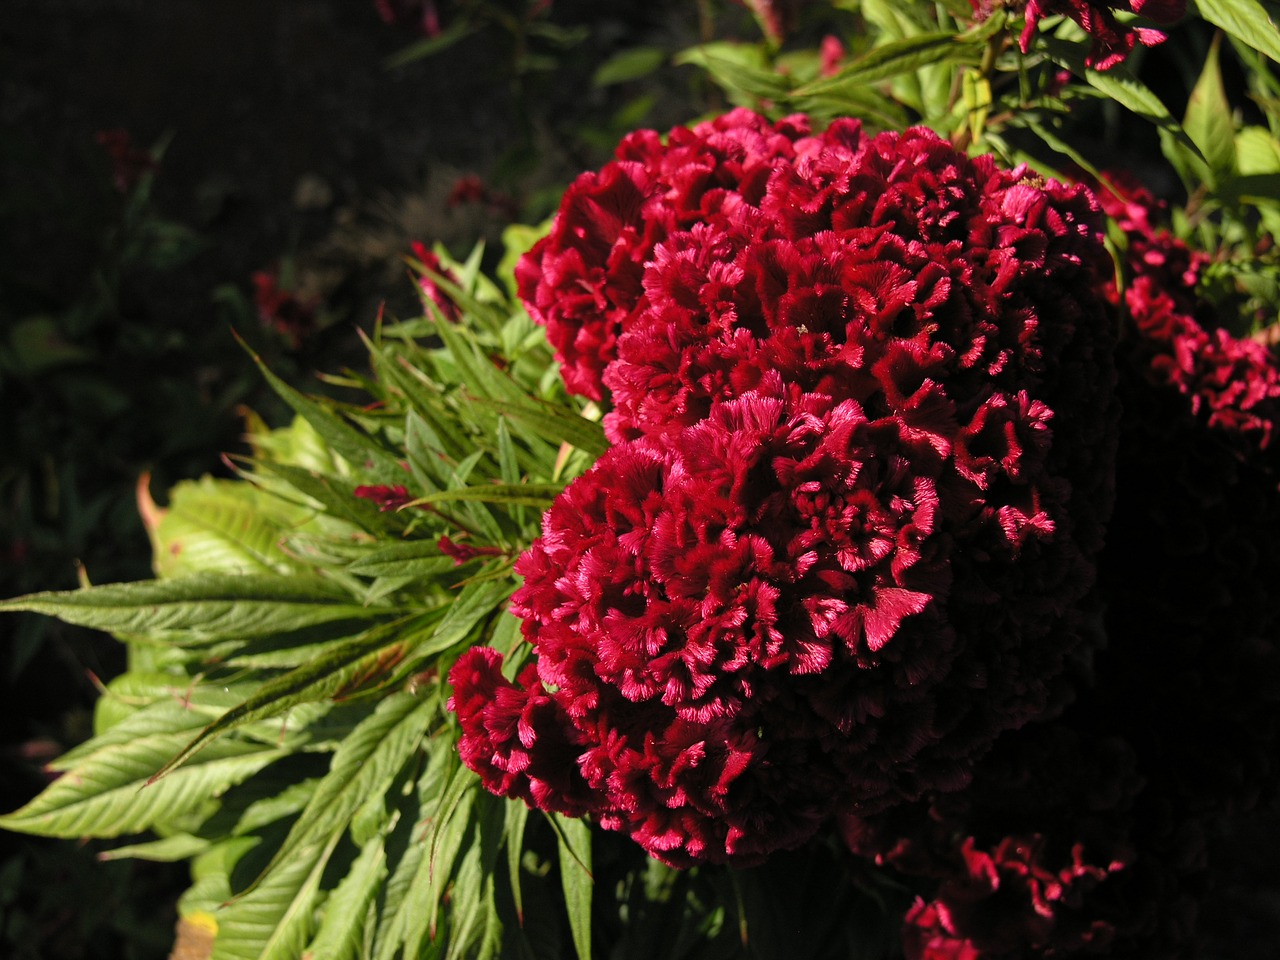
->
<box><xmin>1043</xmin><ymin>36</ymin><xmax>1204</xmax><ymax>160</ymax></box>
<box><xmin>149</xmin><ymin>614</ymin><xmax>437</xmax><ymax>782</ymax></box>
<box><xmin>210</xmin><ymin>831</ymin><xmax>340</xmax><ymax>960</ymax></box>
<box><xmin>468</xmin><ymin>395</ymin><xmax>607</xmax><ymax>458</ymax></box>
<box><xmin>408</xmin><ymin>482</ymin><xmax>563</xmax><ymax>510</ymax></box>
<box><xmin>301</xmin><ymin>835</ymin><xmax>388</xmax><ymax>960</ymax></box>
<box><xmin>241</xmin><ymin>335</ymin><xmax>407</xmax><ymax>482</ymax></box>
<box><xmin>792</xmin><ymin>13</ymin><xmax>1004</xmax><ymax>99</ymax></box>
<box><xmin>415</xmin><ymin>577</ymin><xmax>514</xmax><ymax>660</ymax></box>
<box><xmin>0</xmin><ymin>730</ymin><xmax>284</xmax><ymax>839</ymax></box>
<box><xmin>241</xmin><ymin>691</ymin><xmax>435</xmax><ymax>896</ymax></box>
<box><xmin>551</xmin><ymin>812</ymin><xmax>594</xmax><ymax>960</ymax></box>
<box><xmin>0</xmin><ymin>573</ymin><xmax>376</xmax><ymax>644</ymax></box>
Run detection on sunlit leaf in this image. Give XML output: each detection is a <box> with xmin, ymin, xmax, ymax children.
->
<box><xmin>0</xmin><ymin>730</ymin><xmax>284</xmax><ymax>839</ymax></box>
<box><xmin>0</xmin><ymin>574</ymin><xmax>376</xmax><ymax>643</ymax></box>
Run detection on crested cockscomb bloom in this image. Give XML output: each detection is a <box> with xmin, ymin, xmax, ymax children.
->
<box><xmin>515</xmin><ymin>109</ymin><xmax>812</xmax><ymax>401</ymax></box>
<box><xmin>1096</xmin><ymin>173</ymin><xmax>1280</xmax><ymax>452</ymax></box>
<box><xmin>840</xmin><ymin>723</ymin><xmax>1207</xmax><ymax>959</ymax></box>
<box><xmin>981</xmin><ymin>0</ymin><xmax>1186</xmax><ymax>71</ymax></box>
<box><xmin>410</xmin><ymin>241</ymin><xmax>462</xmax><ymax>323</ymax></box>
<box><xmin>455</xmin><ymin>115</ymin><xmax>1120</xmax><ymax>865</ymax></box>
<box><xmin>1090</xmin><ymin>172</ymin><xmax>1280</xmax><ymax>819</ymax></box>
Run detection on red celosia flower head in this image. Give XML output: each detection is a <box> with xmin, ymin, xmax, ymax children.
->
<box><xmin>1014</xmin><ymin>0</ymin><xmax>1186</xmax><ymax>70</ymax></box>
<box><xmin>462</xmin><ymin>112</ymin><xmax>1119</xmax><ymax>867</ymax></box>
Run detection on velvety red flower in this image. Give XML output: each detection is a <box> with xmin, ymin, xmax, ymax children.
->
<box><xmin>1008</xmin><ymin>0</ymin><xmax>1186</xmax><ymax>70</ymax></box>
<box><xmin>515</xmin><ymin>109</ymin><xmax>812</xmax><ymax>400</ymax></box>
<box><xmin>353</xmin><ymin>484</ymin><xmax>415</xmax><ymax>511</ymax></box>
<box><xmin>1090</xmin><ymin>172</ymin><xmax>1280</xmax><ymax>820</ymax></box>
<box><xmin>466</xmin><ymin>112</ymin><xmax>1119</xmax><ymax>867</ymax></box>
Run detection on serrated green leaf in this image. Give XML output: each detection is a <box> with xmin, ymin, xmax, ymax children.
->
<box><xmin>303</xmin><ymin>836</ymin><xmax>387</xmax><ymax>960</ymax></box>
<box><xmin>1190</xmin><ymin>0</ymin><xmax>1280</xmax><ymax>64</ymax></box>
<box><xmin>244</xmin><ymin>340</ymin><xmax>405</xmax><ymax>482</ymax></box>
<box><xmin>211</xmin><ymin>832</ymin><xmax>339</xmax><ymax>960</ymax></box>
<box><xmin>0</xmin><ymin>731</ymin><xmax>283</xmax><ymax>838</ymax></box>
<box><xmin>150</xmin><ymin>615</ymin><xmax>433</xmax><ymax>781</ymax></box>
<box><xmin>347</xmin><ymin>541</ymin><xmax>459</xmax><ymax>579</ymax></box>
<box><xmin>98</xmin><ymin>832</ymin><xmax>211</xmax><ymax>862</ymax></box>
<box><xmin>674</xmin><ymin>42</ymin><xmax>793</xmax><ymax>101</ymax></box>
<box><xmin>417</xmin><ymin>577</ymin><xmax>513</xmax><ymax>659</ymax></box>
<box><xmin>1184</xmin><ymin>35</ymin><xmax>1237</xmax><ymax>186</ymax></box>
<box><xmin>0</xmin><ymin>573</ymin><xmax>373</xmax><ymax>643</ymax></box>
<box><xmin>551</xmin><ymin>813</ymin><xmax>593</xmax><ymax>960</ymax></box>
<box><xmin>244</xmin><ymin>692</ymin><xmax>433</xmax><ymax>895</ymax></box>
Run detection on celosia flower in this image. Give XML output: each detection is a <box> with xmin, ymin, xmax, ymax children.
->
<box><xmin>1091</xmin><ymin>172</ymin><xmax>1280</xmax><ymax>818</ymax></box>
<box><xmin>734</xmin><ymin>0</ymin><xmax>811</xmax><ymax>44</ymax></box>
<box><xmin>252</xmin><ymin>267</ymin><xmax>321</xmax><ymax>347</ymax></box>
<box><xmin>456</xmin><ymin>113</ymin><xmax>1119</xmax><ymax>866</ymax></box>
<box><xmin>373</xmin><ymin>0</ymin><xmax>442</xmax><ymax>36</ymax></box>
<box><xmin>841</xmin><ymin>725</ymin><xmax>1167</xmax><ymax>959</ymax></box>
<box><xmin>1000</xmin><ymin>0</ymin><xmax>1186</xmax><ymax>70</ymax></box>
<box><xmin>353</xmin><ymin>484</ymin><xmax>415</xmax><ymax>511</ymax></box>
<box><xmin>515</xmin><ymin>109</ymin><xmax>812</xmax><ymax>401</ymax></box>
<box><xmin>409</xmin><ymin>241</ymin><xmax>462</xmax><ymax>322</ymax></box>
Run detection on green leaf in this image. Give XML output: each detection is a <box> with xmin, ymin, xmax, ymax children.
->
<box><xmin>211</xmin><ymin>832</ymin><xmax>339</xmax><ymax>960</ymax></box>
<box><xmin>244</xmin><ymin>692</ymin><xmax>434</xmax><ymax>894</ymax></box>
<box><xmin>98</xmin><ymin>832</ymin><xmax>211</xmax><ymax>862</ymax></box>
<box><xmin>1237</xmin><ymin>124</ymin><xmax>1280</xmax><ymax>173</ymax></box>
<box><xmin>469</xmin><ymin>396</ymin><xmax>607</xmax><ymax>458</ymax></box>
<box><xmin>244</xmin><ymin>339</ymin><xmax>406</xmax><ymax>482</ymax></box>
<box><xmin>411</xmin><ymin>482</ymin><xmax>563</xmax><ymax>510</ymax></box>
<box><xmin>793</xmin><ymin>16</ymin><xmax>1001</xmax><ymax>100</ymax></box>
<box><xmin>146</xmin><ymin>476</ymin><xmax>306</xmax><ymax>580</ymax></box>
<box><xmin>1184</xmin><ymin>34</ymin><xmax>1237</xmax><ymax>186</ymax></box>
<box><xmin>551</xmin><ymin>813</ymin><xmax>593</xmax><ymax>960</ymax></box>
<box><xmin>416</xmin><ymin>577</ymin><xmax>513</xmax><ymax>659</ymax></box>
<box><xmin>593</xmin><ymin>46</ymin><xmax>667</xmax><ymax>86</ymax></box>
<box><xmin>1190</xmin><ymin>0</ymin><xmax>1280</xmax><ymax>64</ymax></box>
<box><xmin>0</xmin><ymin>574</ymin><xmax>373</xmax><ymax>643</ymax></box>
<box><xmin>0</xmin><ymin>731</ymin><xmax>283</xmax><ymax>839</ymax></box>
<box><xmin>674</xmin><ymin>43</ymin><xmax>793</xmax><ymax>102</ymax></box>
<box><xmin>347</xmin><ymin>541</ymin><xmax>459</xmax><ymax>579</ymax></box>
<box><xmin>150</xmin><ymin>615</ymin><xmax>433</xmax><ymax>781</ymax></box>
<box><xmin>1043</xmin><ymin>36</ymin><xmax>1202</xmax><ymax>159</ymax></box>
<box><xmin>302</xmin><ymin>836</ymin><xmax>387</xmax><ymax>960</ymax></box>
<box><xmin>505</xmin><ymin>801</ymin><xmax>529</xmax><ymax>925</ymax></box>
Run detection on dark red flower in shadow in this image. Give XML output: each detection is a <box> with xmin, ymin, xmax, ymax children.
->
<box><xmin>1010</xmin><ymin>0</ymin><xmax>1186</xmax><ymax>70</ymax></box>
<box><xmin>252</xmin><ymin>267</ymin><xmax>321</xmax><ymax>348</ymax></box>
<box><xmin>95</xmin><ymin>128</ymin><xmax>159</xmax><ymax>193</ymax></box>
<box><xmin>409</xmin><ymin>241</ymin><xmax>461</xmax><ymax>322</ymax></box>
<box><xmin>463</xmin><ymin>114</ymin><xmax>1120</xmax><ymax>866</ymax></box>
